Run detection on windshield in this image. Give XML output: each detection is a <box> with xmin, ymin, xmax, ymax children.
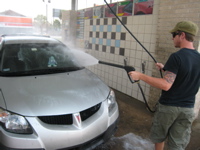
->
<box><xmin>0</xmin><ymin>43</ymin><xmax>83</xmax><ymax>76</ymax></box>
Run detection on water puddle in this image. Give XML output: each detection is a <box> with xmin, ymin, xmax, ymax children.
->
<box><xmin>95</xmin><ymin>133</ymin><xmax>154</xmax><ymax>150</ymax></box>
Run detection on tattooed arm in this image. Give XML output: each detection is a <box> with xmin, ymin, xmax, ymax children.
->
<box><xmin>129</xmin><ymin>70</ymin><xmax>176</xmax><ymax>91</ymax></box>
<box><xmin>163</xmin><ymin>71</ymin><xmax>176</xmax><ymax>84</ymax></box>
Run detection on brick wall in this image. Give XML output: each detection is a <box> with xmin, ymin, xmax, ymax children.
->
<box><xmin>150</xmin><ymin>0</ymin><xmax>200</xmax><ymax>117</ymax></box>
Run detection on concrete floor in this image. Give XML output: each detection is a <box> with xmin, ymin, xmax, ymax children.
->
<box><xmin>96</xmin><ymin>89</ymin><xmax>200</xmax><ymax>150</ymax></box>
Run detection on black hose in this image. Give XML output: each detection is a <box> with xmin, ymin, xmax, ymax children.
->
<box><xmin>104</xmin><ymin>0</ymin><xmax>156</xmax><ymax>63</ymax></box>
<box><xmin>137</xmin><ymin>82</ymin><xmax>156</xmax><ymax>113</ymax></box>
<box><xmin>99</xmin><ymin>60</ymin><xmax>156</xmax><ymax>112</ymax></box>
<box><xmin>104</xmin><ymin>0</ymin><xmax>163</xmax><ymax>78</ymax></box>
<box><xmin>104</xmin><ymin>0</ymin><xmax>162</xmax><ymax>113</ymax></box>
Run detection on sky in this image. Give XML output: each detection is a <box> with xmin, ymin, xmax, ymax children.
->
<box><xmin>0</xmin><ymin>0</ymin><xmax>118</xmax><ymax>19</ymax></box>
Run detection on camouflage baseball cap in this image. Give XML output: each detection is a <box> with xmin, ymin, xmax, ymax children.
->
<box><xmin>170</xmin><ymin>21</ymin><xmax>199</xmax><ymax>36</ymax></box>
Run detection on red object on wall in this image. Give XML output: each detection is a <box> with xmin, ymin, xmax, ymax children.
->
<box><xmin>134</xmin><ymin>1</ymin><xmax>153</xmax><ymax>15</ymax></box>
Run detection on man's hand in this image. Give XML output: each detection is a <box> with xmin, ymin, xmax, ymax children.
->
<box><xmin>128</xmin><ymin>69</ymin><xmax>174</xmax><ymax>91</ymax></box>
<box><xmin>156</xmin><ymin>63</ymin><xmax>164</xmax><ymax>71</ymax></box>
<box><xmin>128</xmin><ymin>71</ymin><xmax>141</xmax><ymax>81</ymax></box>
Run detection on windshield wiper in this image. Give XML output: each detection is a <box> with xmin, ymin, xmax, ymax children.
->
<box><xmin>41</xmin><ymin>67</ymin><xmax>84</xmax><ymax>73</ymax></box>
<box><xmin>0</xmin><ymin>67</ymin><xmax>84</xmax><ymax>77</ymax></box>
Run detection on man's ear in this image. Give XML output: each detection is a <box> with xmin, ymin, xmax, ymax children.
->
<box><xmin>180</xmin><ymin>32</ymin><xmax>185</xmax><ymax>39</ymax></box>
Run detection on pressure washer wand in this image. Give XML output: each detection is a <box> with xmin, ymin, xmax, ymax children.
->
<box><xmin>99</xmin><ymin>61</ymin><xmax>124</xmax><ymax>69</ymax></box>
<box><xmin>99</xmin><ymin>61</ymin><xmax>138</xmax><ymax>83</ymax></box>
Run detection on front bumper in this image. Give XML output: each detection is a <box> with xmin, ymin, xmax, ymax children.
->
<box><xmin>0</xmin><ymin>118</ymin><xmax>119</xmax><ymax>150</ymax></box>
<box><xmin>60</xmin><ymin>117</ymin><xmax>119</xmax><ymax>150</ymax></box>
<box><xmin>0</xmin><ymin>101</ymin><xmax>119</xmax><ymax>150</ymax></box>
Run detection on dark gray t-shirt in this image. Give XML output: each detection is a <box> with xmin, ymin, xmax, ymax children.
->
<box><xmin>159</xmin><ymin>48</ymin><xmax>200</xmax><ymax>108</ymax></box>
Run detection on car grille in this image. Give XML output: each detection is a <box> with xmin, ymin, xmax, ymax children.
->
<box><xmin>38</xmin><ymin>114</ymin><xmax>73</xmax><ymax>125</ymax></box>
<box><xmin>38</xmin><ymin>103</ymin><xmax>101</xmax><ymax>125</ymax></box>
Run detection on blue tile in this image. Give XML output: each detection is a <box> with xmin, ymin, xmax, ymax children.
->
<box><xmin>100</xmin><ymin>25</ymin><xmax>104</xmax><ymax>32</ymax></box>
<box><xmin>92</xmin><ymin>38</ymin><xmax>96</xmax><ymax>44</ymax></box>
<box><xmin>115</xmin><ymin>40</ymin><xmax>120</xmax><ymax>47</ymax></box>
<box><xmin>93</xmin><ymin>25</ymin><xmax>96</xmax><ymax>31</ymax></box>
<box><xmin>99</xmin><ymin>38</ymin><xmax>103</xmax><ymax>45</ymax></box>
<box><xmin>116</xmin><ymin>25</ymin><xmax>121</xmax><ymax>32</ymax></box>
<box><xmin>106</xmin><ymin>39</ymin><xmax>111</xmax><ymax>46</ymax></box>
<box><xmin>107</xmin><ymin>25</ymin><xmax>112</xmax><ymax>32</ymax></box>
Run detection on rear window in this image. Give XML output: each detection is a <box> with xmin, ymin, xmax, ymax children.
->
<box><xmin>0</xmin><ymin>43</ymin><xmax>83</xmax><ymax>76</ymax></box>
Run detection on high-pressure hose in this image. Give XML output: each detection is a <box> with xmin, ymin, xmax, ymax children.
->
<box><xmin>104</xmin><ymin>0</ymin><xmax>162</xmax><ymax>78</ymax></box>
<box><xmin>103</xmin><ymin>0</ymin><xmax>163</xmax><ymax>113</ymax></box>
<box><xmin>104</xmin><ymin>0</ymin><xmax>156</xmax><ymax>62</ymax></box>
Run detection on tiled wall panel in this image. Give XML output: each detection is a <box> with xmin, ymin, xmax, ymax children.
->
<box><xmin>84</xmin><ymin>9</ymin><xmax>159</xmax><ymax>101</ymax></box>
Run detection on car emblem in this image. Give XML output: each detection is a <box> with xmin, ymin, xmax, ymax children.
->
<box><xmin>73</xmin><ymin>113</ymin><xmax>82</xmax><ymax>128</ymax></box>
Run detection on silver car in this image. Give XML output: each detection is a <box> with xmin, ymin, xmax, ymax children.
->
<box><xmin>0</xmin><ymin>35</ymin><xmax>119</xmax><ymax>150</ymax></box>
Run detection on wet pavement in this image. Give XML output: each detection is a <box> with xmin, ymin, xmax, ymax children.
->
<box><xmin>95</xmin><ymin>89</ymin><xmax>200</xmax><ymax>150</ymax></box>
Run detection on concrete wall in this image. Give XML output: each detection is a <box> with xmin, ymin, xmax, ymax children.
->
<box><xmin>70</xmin><ymin>0</ymin><xmax>200</xmax><ymax>117</ymax></box>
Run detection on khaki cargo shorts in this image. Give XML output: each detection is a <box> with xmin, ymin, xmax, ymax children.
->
<box><xmin>150</xmin><ymin>103</ymin><xmax>195</xmax><ymax>150</ymax></box>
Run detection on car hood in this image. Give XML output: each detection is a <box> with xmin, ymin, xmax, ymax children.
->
<box><xmin>0</xmin><ymin>69</ymin><xmax>110</xmax><ymax>116</ymax></box>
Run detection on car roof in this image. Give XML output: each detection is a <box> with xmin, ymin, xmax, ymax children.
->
<box><xmin>1</xmin><ymin>34</ymin><xmax>61</xmax><ymax>45</ymax></box>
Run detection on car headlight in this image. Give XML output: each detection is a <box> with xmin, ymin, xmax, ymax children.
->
<box><xmin>107</xmin><ymin>89</ymin><xmax>117</xmax><ymax>114</ymax></box>
<box><xmin>0</xmin><ymin>108</ymin><xmax>33</xmax><ymax>134</ymax></box>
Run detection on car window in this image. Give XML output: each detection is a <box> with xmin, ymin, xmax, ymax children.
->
<box><xmin>0</xmin><ymin>37</ymin><xmax>2</xmax><ymax>50</ymax></box>
<box><xmin>0</xmin><ymin>43</ymin><xmax>83</xmax><ymax>76</ymax></box>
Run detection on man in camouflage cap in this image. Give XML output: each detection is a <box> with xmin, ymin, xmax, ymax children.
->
<box><xmin>129</xmin><ymin>21</ymin><xmax>200</xmax><ymax>150</ymax></box>
<box><xmin>170</xmin><ymin>21</ymin><xmax>198</xmax><ymax>36</ymax></box>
